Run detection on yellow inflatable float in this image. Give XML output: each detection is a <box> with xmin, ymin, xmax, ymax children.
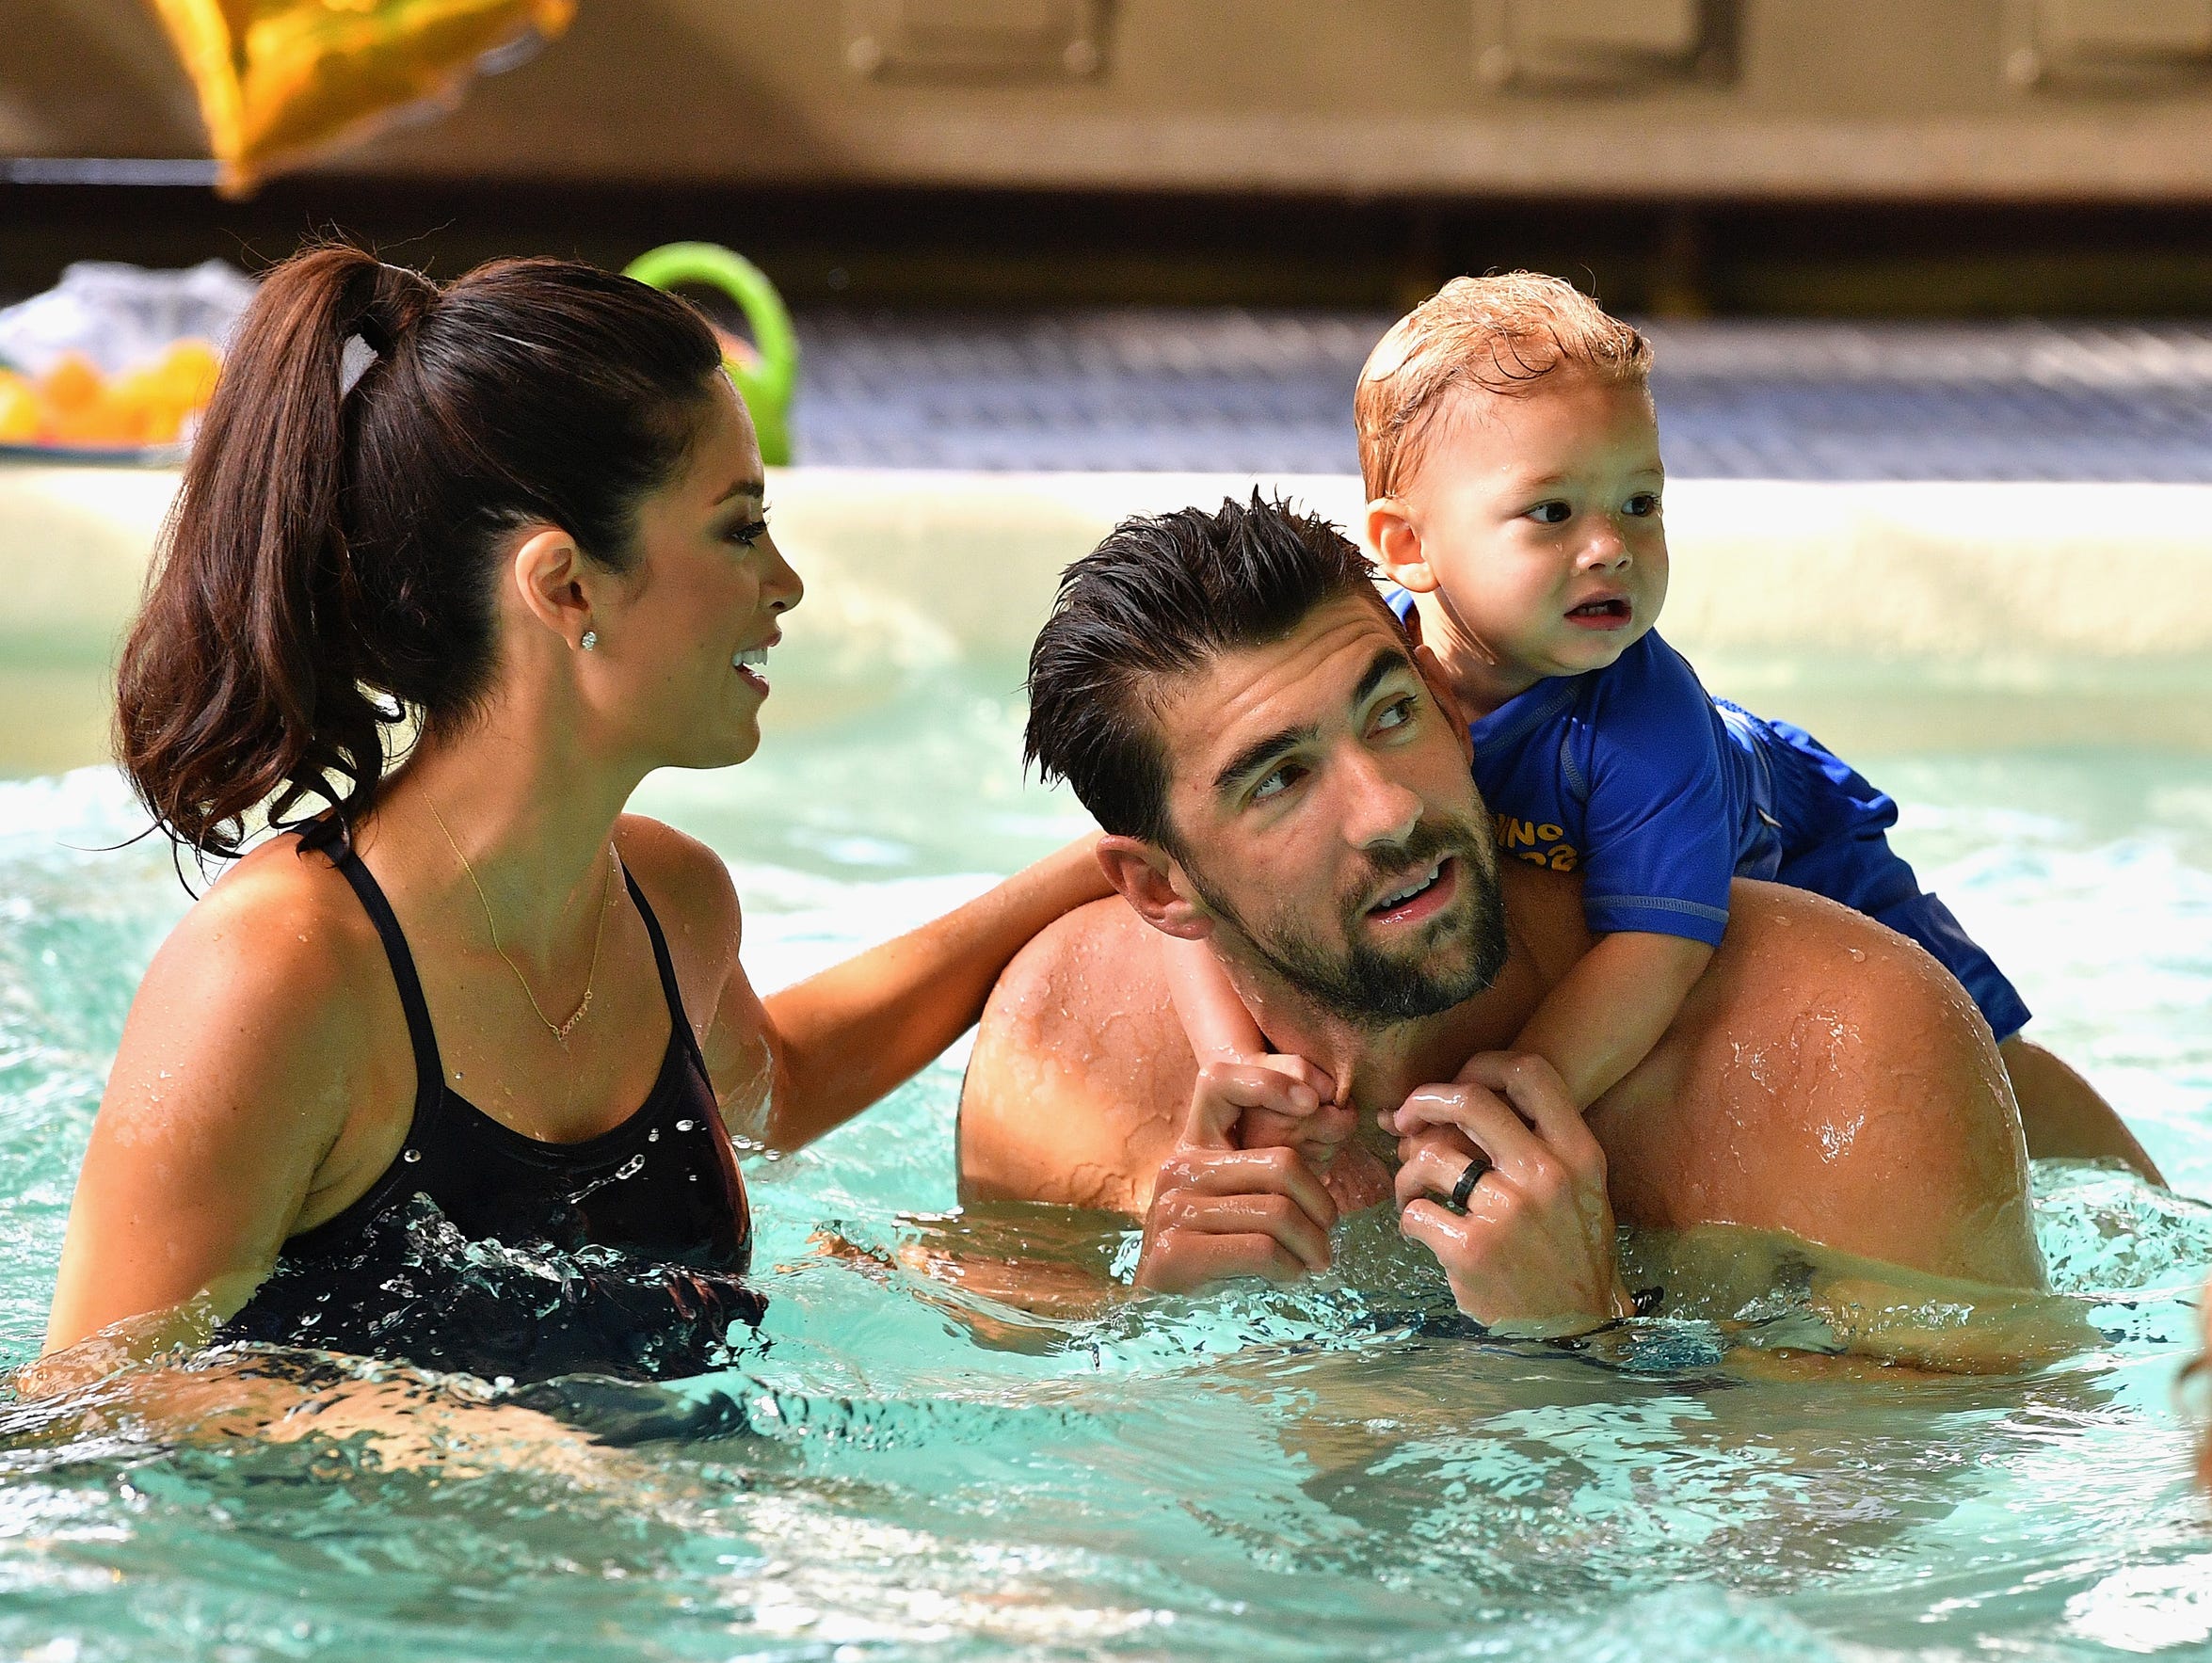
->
<box><xmin>147</xmin><ymin>0</ymin><xmax>576</xmax><ymax>195</ymax></box>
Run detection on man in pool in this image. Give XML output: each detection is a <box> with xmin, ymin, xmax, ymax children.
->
<box><xmin>957</xmin><ymin>496</ymin><xmax>2085</xmax><ymax>1349</ymax></box>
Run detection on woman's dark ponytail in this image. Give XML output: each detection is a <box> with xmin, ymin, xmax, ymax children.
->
<box><xmin>117</xmin><ymin>242</ymin><xmax>723</xmax><ymax>859</ymax></box>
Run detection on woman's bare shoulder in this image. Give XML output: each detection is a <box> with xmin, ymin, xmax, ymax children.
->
<box><xmin>117</xmin><ymin>833</ymin><xmax>409</xmax><ymax>1126</ymax></box>
<box><xmin>611</xmin><ymin>814</ymin><xmax>741</xmax><ymax>935</ymax></box>
<box><xmin>53</xmin><ymin>838</ymin><xmax>403</xmax><ymax>1355</ymax></box>
<box><xmin>149</xmin><ymin>835</ymin><xmax>386</xmax><ymax>1019</ymax></box>
<box><xmin>100</xmin><ymin>836</ymin><xmax>393</xmax><ymax>1191</ymax></box>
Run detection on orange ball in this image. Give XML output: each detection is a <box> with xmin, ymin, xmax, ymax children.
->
<box><xmin>39</xmin><ymin>353</ymin><xmax>104</xmax><ymax>415</ymax></box>
<box><xmin>0</xmin><ymin>372</ymin><xmax>40</xmax><ymax>444</ymax></box>
<box><xmin>158</xmin><ymin>337</ymin><xmax>222</xmax><ymax>402</ymax></box>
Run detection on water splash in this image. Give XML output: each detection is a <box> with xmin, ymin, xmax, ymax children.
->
<box><xmin>220</xmin><ymin>1193</ymin><xmax>767</xmax><ymax>1385</ymax></box>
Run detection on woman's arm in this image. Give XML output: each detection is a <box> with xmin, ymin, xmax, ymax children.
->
<box><xmin>761</xmin><ymin>834</ymin><xmax>1111</xmax><ymax>1150</ymax></box>
<box><xmin>44</xmin><ymin>872</ymin><xmax>370</xmax><ymax>1355</ymax></box>
<box><xmin>697</xmin><ymin>835</ymin><xmax>1112</xmax><ymax>1154</ymax></box>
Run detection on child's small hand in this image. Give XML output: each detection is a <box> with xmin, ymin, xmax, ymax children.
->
<box><xmin>1449</xmin><ymin>1047</ymin><xmax>1541</xmax><ymax>1107</ymax></box>
<box><xmin>1162</xmin><ymin>935</ymin><xmax>1351</xmax><ymax>1164</ymax></box>
<box><xmin>1213</xmin><ymin>1052</ymin><xmax>1355</xmax><ymax>1171</ymax></box>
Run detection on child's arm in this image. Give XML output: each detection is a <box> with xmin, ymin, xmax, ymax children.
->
<box><xmin>1501</xmin><ymin>931</ymin><xmax>1715</xmax><ymax>1110</ymax></box>
<box><xmin>1489</xmin><ymin>635</ymin><xmax>1739</xmax><ymax>1109</ymax></box>
<box><xmin>1163</xmin><ymin>935</ymin><xmax>1346</xmax><ymax>1164</ymax></box>
<box><xmin>1165</xmin><ymin>932</ymin><xmax>1271</xmax><ymax>1064</ymax></box>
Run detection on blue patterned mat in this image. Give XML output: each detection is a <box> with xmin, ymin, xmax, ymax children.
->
<box><xmin>789</xmin><ymin>311</ymin><xmax>2212</xmax><ymax>481</ymax></box>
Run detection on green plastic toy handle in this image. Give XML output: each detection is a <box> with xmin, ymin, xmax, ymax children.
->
<box><xmin>624</xmin><ymin>242</ymin><xmax>798</xmax><ymax>466</ymax></box>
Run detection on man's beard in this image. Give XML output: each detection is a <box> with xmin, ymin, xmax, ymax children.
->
<box><xmin>1180</xmin><ymin>814</ymin><xmax>1509</xmax><ymax>1029</ymax></box>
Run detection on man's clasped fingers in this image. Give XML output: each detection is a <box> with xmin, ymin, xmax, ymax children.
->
<box><xmin>1397</xmin><ymin>1190</ymin><xmax>1627</xmax><ymax>1337</ymax></box>
<box><xmin>1137</xmin><ymin>1111</ymin><xmax>1340</xmax><ymax>1291</ymax></box>
<box><xmin>1382</xmin><ymin>1081</ymin><xmax>1542</xmax><ymax>1191</ymax></box>
<box><xmin>1149</xmin><ymin>1187</ymin><xmax>1334</xmax><ymax>1274</ymax></box>
<box><xmin>1134</xmin><ymin>1227</ymin><xmax>1310</xmax><ymax>1293</ymax></box>
<box><xmin>1392</xmin><ymin>1132</ymin><xmax>1497</xmax><ymax>1215</ymax></box>
<box><xmin>1452</xmin><ymin>1050</ymin><xmax>1607</xmax><ymax>1176</ymax></box>
<box><xmin>1237</xmin><ymin>1100</ymin><xmax>1359</xmax><ymax>1167</ymax></box>
<box><xmin>1381</xmin><ymin>1054</ymin><xmax>1603</xmax><ymax>1191</ymax></box>
<box><xmin>1154</xmin><ymin>1143</ymin><xmax>1339</xmax><ymax>1234</ymax></box>
<box><xmin>1374</xmin><ymin>1051</ymin><xmax>1628</xmax><ymax>1335</ymax></box>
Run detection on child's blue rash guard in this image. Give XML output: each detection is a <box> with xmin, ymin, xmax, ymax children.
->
<box><xmin>1387</xmin><ymin>589</ymin><xmax>2031</xmax><ymax>1042</ymax></box>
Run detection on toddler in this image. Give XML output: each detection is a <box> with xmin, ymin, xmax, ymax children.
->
<box><xmin>1172</xmin><ymin>273</ymin><xmax>2141</xmax><ymax>1170</ymax></box>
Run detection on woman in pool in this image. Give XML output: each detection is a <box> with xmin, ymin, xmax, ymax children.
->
<box><xmin>39</xmin><ymin>245</ymin><xmax>1106</xmax><ymax>1384</ymax></box>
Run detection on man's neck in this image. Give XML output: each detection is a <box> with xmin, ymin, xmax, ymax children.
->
<box><xmin>1220</xmin><ymin>952</ymin><xmax>1513</xmax><ymax>1121</ymax></box>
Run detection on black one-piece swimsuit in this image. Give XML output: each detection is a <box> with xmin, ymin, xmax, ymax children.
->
<box><xmin>221</xmin><ymin>817</ymin><xmax>766</xmax><ymax>1383</ymax></box>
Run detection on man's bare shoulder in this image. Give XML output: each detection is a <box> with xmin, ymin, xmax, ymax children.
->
<box><xmin>1600</xmin><ymin>876</ymin><xmax>2042</xmax><ymax>1287</ymax></box>
<box><xmin>957</xmin><ymin>898</ymin><xmax>1194</xmax><ymax>1215</ymax></box>
<box><xmin>968</xmin><ymin>896</ymin><xmax>1164</xmax><ymax>1048</ymax></box>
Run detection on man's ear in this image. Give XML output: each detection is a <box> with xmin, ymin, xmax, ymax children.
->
<box><xmin>1368</xmin><ymin>497</ymin><xmax>1435</xmax><ymax>595</ymax></box>
<box><xmin>1095</xmin><ymin>836</ymin><xmax>1214</xmax><ymax>941</ymax></box>
<box><xmin>511</xmin><ymin>526</ymin><xmax>596</xmax><ymax>652</ymax></box>
<box><xmin>1413</xmin><ymin>643</ymin><xmax>1474</xmax><ymax>765</ymax></box>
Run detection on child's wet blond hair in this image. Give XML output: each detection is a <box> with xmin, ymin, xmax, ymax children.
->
<box><xmin>1355</xmin><ymin>272</ymin><xmax>1652</xmax><ymax>501</ymax></box>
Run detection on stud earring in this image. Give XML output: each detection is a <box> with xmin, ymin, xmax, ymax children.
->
<box><xmin>581</xmin><ymin>630</ymin><xmax>599</xmax><ymax>652</ymax></box>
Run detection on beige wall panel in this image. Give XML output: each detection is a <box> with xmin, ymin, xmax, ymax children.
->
<box><xmin>2</xmin><ymin>0</ymin><xmax>205</xmax><ymax>156</ymax></box>
<box><xmin>8</xmin><ymin>0</ymin><xmax>2212</xmax><ymax>200</ymax></box>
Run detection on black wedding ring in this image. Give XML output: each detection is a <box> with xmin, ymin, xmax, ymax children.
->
<box><xmin>1448</xmin><ymin>1155</ymin><xmax>1491</xmax><ymax>1213</ymax></box>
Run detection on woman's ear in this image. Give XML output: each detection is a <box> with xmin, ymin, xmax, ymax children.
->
<box><xmin>1368</xmin><ymin>497</ymin><xmax>1435</xmax><ymax>594</ymax></box>
<box><xmin>1095</xmin><ymin>836</ymin><xmax>1214</xmax><ymax>941</ymax></box>
<box><xmin>510</xmin><ymin>527</ymin><xmax>595</xmax><ymax>651</ymax></box>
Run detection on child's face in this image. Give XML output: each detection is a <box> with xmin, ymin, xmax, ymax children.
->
<box><xmin>1386</xmin><ymin>371</ymin><xmax>1667</xmax><ymax>686</ymax></box>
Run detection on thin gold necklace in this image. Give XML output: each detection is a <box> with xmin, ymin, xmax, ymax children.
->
<box><xmin>427</xmin><ymin>797</ymin><xmax>617</xmax><ymax>1048</ymax></box>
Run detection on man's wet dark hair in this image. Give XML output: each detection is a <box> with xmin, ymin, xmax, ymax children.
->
<box><xmin>1023</xmin><ymin>493</ymin><xmax>1390</xmax><ymax>847</ymax></box>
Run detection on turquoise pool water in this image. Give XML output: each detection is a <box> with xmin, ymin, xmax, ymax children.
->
<box><xmin>2</xmin><ymin>653</ymin><xmax>2210</xmax><ymax>1661</ymax></box>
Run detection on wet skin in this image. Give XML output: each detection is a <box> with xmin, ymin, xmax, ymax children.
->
<box><xmin>1369</xmin><ymin>370</ymin><xmax>2161</xmax><ymax>1172</ymax></box>
<box><xmin>43</xmin><ymin>373</ymin><xmax>1113</xmax><ymax>1365</ymax></box>
<box><xmin>958</xmin><ymin>597</ymin><xmax>2046</xmax><ymax>1298</ymax></box>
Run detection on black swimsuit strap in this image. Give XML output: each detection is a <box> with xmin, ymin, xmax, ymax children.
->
<box><xmin>297</xmin><ymin>815</ymin><xmax>445</xmax><ymax>1111</ymax></box>
<box><xmin>620</xmin><ymin>864</ymin><xmax>710</xmax><ymax>1079</ymax></box>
